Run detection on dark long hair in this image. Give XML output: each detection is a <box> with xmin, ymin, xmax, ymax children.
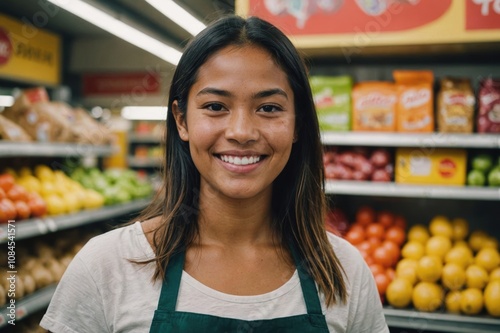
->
<box><xmin>137</xmin><ymin>15</ymin><xmax>347</xmax><ymax>306</ymax></box>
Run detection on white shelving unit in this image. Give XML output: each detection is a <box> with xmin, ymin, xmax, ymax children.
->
<box><xmin>0</xmin><ymin>141</ymin><xmax>116</xmax><ymax>157</ymax></box>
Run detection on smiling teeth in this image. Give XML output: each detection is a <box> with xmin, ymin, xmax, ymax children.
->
<box><xmin>220</xmin><ymin>155</ymin><xmax>261</xmax><ymax>165</ymax></box>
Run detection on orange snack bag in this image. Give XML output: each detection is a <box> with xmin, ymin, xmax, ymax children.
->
<box><xmin>394</xmin><ymin>70</ymin><xmax>434</xmax><ymax>132</ymax></box>
<box><xmin>352</xmin><ymin>82</ymin><xmax>397</xmax><ymax>132</ymax></box>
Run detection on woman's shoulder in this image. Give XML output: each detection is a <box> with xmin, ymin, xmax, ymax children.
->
<box><xmin>325</xmin><ymin>231</ymin><xmax>366</xmax><ymax>271</ymax></box>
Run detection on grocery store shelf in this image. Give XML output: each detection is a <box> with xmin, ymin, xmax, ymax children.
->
<box><xmin>321</xmin><ymin>132</ymin><xmax>500</xmax><ymax>148</ymax></box>
<box><xmin>128</xmin><ymin>156</ymin><xmax>162</xmax><ymax>168</ymax></box>
<box><xmin>0</xmin><ymin>199</ymin><xmax>150</xmax><ymax>243</ymax></box>
<box><xmin>0</xmin><ymin>284</ymin><xmax>57</xmax><ymax>328</ymax></box>
<box><xmin>384</xmin><ymin>307</ymin><xmax>500</xmax><ymax>333</ymax></box>
<box><xmin>325</xmin><ymin>180</ymin><xmax>500</xmax><ymax>201</ymax></box>
<box><xmin>129</xmin><ymin>133</ymin><xmax>162</xmax><ymax>144</ymax></box>
<box><xmin>0</xmin><ymin>141</ymin><xmax>116</xmax><ymax>157</ymax></box>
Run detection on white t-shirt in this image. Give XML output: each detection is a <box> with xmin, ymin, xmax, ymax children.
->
<box><xmin>40</xmin><ymin>222</ymin><xmax>389</xmax><ymax>333</ymax></box>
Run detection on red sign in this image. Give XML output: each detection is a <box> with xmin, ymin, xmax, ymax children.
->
<box><xmin>438</xmin><ymin>158</ymin><xmax>456</xmax><ymax>178</ymax></box>
<box><xmin>83</xmin><ymin>72</ymin><xmax>160</xmax><ymax>96</ymax></box>
<box><xmin>0</xmin><ymin>28</ymin><xmax>12</xmax><ymax>65</ymax></box>
<box><xmin>247</xmin><ymin>0</ymin><xmax>452</xmax><ymax>35</ymax></box>
<box><xmin>466</xmin><ymin>0</ymin><xmax>500</xmax><ymax>30</ymax></box>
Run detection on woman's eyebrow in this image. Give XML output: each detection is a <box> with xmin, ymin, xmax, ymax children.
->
<box><xmin>196</xmin><ymin>87</ymin><xmax>288</xmax><ymax>100</ymax></box>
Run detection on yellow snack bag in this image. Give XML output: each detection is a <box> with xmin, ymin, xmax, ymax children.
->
<box><xmin>352</xmin><ymin>82</ymin><xmax>397</xmax><ymax>132</ymax></box>
<box><xmin>394</xmin><ymin>70</ymin><xmax>434</xmax><ymax>132</ymax></box>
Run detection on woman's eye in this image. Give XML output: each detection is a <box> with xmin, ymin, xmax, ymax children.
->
<box><xmin>260</xmin><ymin>105</ymin><xmax>281</xmax><ymax>113</ymax></box>
<box><xmin>206</xmin><ymin>103</ymin><xmax>225</xmax><ymax>111</ymax></box>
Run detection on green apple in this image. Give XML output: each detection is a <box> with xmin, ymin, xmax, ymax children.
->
<box><xmin>472</xmin><ymin>154</ymin><xmax>493</xmax><ymax>173</ymax></box>
<box><xmin>488</xmin><ymin>166</ymin><xmax>500</xmax><ymax>187</ymax></box>
<box><xmin>467</xmin><ymin>169</ymin><xmax>486</xmax><ymax>186</ymax></box>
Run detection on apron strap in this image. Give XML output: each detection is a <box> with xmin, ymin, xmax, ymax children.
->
<box><xmin>156</xmin><ymin>251</ymin><xmax>185</xmax><ymax>311</ymax></box>
<box><xmin>290</xmin><ymin>244</ymin><xmax>324</xmax><ymax>316</ymax></box>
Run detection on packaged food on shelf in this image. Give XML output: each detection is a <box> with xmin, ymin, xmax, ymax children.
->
<box><xmin>437</xmin><ymin>77</ymin><xmax>475</xmax><ymax>133</ymax></box>
<box><xmin>393</xmin><ymin>70</ymin><xmax>434</xmax><ymax>133</ymax></box>
<box><xmin>0</xmin><ymin>115</ymin><xmax>32</xmax><ymax>141</ymax></box>
<box><xmin>395</xmin><ymin>148</ymin><xmax>467</xmax><ymax>186</ymax></box>
<box><xmin>2</xmin><ymin>87</ymin><xmax>112</xmax><ymax>144</ymax></box>
<box><xmin>310</xmin><ymin>75</ymin><xmax>352</xmax><ymax>131</ymax></box>
<box><xmin>352</xmin><ymin>82</ymin><xmax>397</xmax><ymax>131</ymax></box>
<box><xmin>477</xmin><ymin>78</ymin><xmax>500</xmax><ymax>133</ymax></box>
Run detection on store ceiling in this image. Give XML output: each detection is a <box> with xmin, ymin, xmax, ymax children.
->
<box><xmin>0</xmin><ymin>0</ymin><xmax>235</xmax><ymax>47</ymax></box>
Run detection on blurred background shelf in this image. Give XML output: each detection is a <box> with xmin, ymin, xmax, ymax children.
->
<box><xmin>0</xmin><ymin>141</ymin><xmax>115</xmax><ymax>157</ymax></box>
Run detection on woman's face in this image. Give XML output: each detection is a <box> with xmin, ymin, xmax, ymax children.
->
<box><xmin>174</xmin><ymin>44</ymin><xmax>296</xmax><ymax>201</ymax></box>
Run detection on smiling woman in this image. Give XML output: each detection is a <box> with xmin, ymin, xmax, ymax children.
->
<box><xmin>40</xmin><ymin>15</ymin><xmax>389</xmax><ymax>333</ymax></box>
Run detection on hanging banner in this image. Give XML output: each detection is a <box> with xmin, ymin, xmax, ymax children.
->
<box><xmin>0</xmin><ymin>13</ymin><xmax>61</xmax><ymax>86</ymax></box>
<box><xmin>82</xmin><ymin>72</ymin><xmax>161</xmax><ymax>96</ymax></box>
<box><xmin>235</xmin><ymin>0</ymin><xmax>500</xmax><ymax>54</ymax></box>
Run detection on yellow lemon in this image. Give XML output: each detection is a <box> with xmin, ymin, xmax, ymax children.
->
<box><xmin>490</xmin><ymin>267</ymin><xmax>500</xmax><ymax>282</ymax></box>
<box><xmin>429</xmin><ymin>215</ymin><xmax>453</xmax><ymax>238</ymax></box>
<box><xmin>466</xmin><ymin>265</ymin><xmax>489</xmax><ymax>289</ymax></box>
<box><xmin>469</xmin><ymin>230</ymin><xmax>489</xmax><ymax>253</ymax></box>
<box><xmin>417</xmin><ymin>256</ymin><xmax>443</xmax><ymax>283</ymax></box>
<box><xmin>482</xmin><ymin>237</ymin><xmax>499</xmax><ymax>251</ymax></box>
<box><xmin>408</xmin><ymin>225</ymin><xmax>430</xmax><ymax>244</ymax></box>
<box><xmin>386</xmin><ymin>278</ymin><xmax>413</xmax><ymax>308</ymax></box>
<box><xmin>460</xmin><ymin>288</ymin><xmax>483</xmax><ymax>315</ymax></box>
<box><xmin>34</xmin><ymin>165</ymin><xmax>54</xmax><ymax>182</ymax></box>
<box><xmin>475</xmin><ymin>248</ymin><xmax>500</xmax><ymax>273</ymax></box>
<box><xmin>401</xmin><ymin>241</ymin><xmax>425</xmax><ymax>260</ymax></box>
<box><xmin>442</xmin><ymin>263</ymin><xmax>466</xmax><ymax>290</ymax></box>
<box><xmin>412</xmin><ymin>282</ymin><xmax>443</xmax><ymax>312</ymax></box>
<box><xmin>396</xmin><ymin>262</ymin><xmax>418</xmax><ymax>286</ymax></box>
<box><xmin>445</xmin><ymin>246</ymin><xmax>474</xmax><ymax>268</ymax></box>
<box><xmin>445</xmin><ymin>290</ymin><xmax>462</xmax><ymax>313</ymax></box>
<box><xmin>426</xmin><ymin>236</ymin><xmax>452</xmax><ymax>259</ymax></box>
<box><xmin>484</xmin><ymin>280</ymin><xmax>500</xmax><ymax>317</ymax></box>
<box><xmin>451</xmin><ymin>218</ymin><xmax>469</xmax><ymax>241</ymax></box>
<box><xmin>45</xmin><ymin>194</ymin><xmax>67</xmax><ymax>216</ymax></box>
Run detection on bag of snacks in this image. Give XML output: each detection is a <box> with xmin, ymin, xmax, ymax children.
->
<box><xmin>0</xmin><ymin>114</ymin><xmax>33</xmax><ymax>141</ymax></box>
<box><xmin>393</xmin><ymin>70</ymin><xmax>434</xmax><ymax>132</ymax></box>
<box><xmin>352</xmin><ymin>82</ymin><xmax>397</xmax><ymax>131</ymax></box>
<box><xmin>437</xmin><ymin>77</ymin><xmax>475</xmax><ymax>133</ymax></box>
<box><xmin>477</xmin><ymin>78</ymin><xmax>500</xmax><ymax>133</ymax></box>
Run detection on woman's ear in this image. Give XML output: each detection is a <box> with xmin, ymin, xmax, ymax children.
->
<box><xmin>172</xmin><ymin>100</ymin><xmax>188</xmax><ymax>141</ymax></box>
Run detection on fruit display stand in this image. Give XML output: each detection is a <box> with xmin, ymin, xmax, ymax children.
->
<box><xmin>323</xmin><ymin>133</ymin><xmax>500</xmax><ymax>332</ymax></box>
<box><xmin>0</xmin><ymin>141</ymin><xmax>151</xmax><ymax>329</ymax></box>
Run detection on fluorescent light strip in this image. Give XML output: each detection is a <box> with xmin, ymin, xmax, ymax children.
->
<box><xmin>0</xmin><ymin>95</ymin><xmax>14</xmax><ymax>107</ymax></box>
<box><xmin>146</xmin><ymin>0</ymin><xmax>206</xmax><ymax>36</ymax></box>
<box><xmin>47</xmin><ymin>0</ymin><xmax>182</xmax><ymax>65</ymax></box>
<box><xmin>121</xmin><ymin>106</ymin><xmax>167</xmax><ymax>120</ymax></box>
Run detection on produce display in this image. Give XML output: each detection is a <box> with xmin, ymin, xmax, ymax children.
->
<box><xmin>386</xmin><ymin>216</ymin><xmax>500</xmax><ymax>317</ymax></box>
<box><xmin>467</xmin><ymin>153</ymin><xmax>500</xmax><ymax>187</ymax></box>
<box><xmin>0</xmin><ymin>228</ymin><xmax>98</xmax><ymax>305</ymax></box>
<box><xmin>336</xmin><ymin>208</ymin><xmax>500</xmax><ymax>318</ymax></box>
<box><xmin>323</xmin><ymin>147</ymin><xmax>393</xmax><ymax>181</ymax></box>
<box><xmin>69</xmin><ymin>167</ymin><xmax>153</xmax><ymax>205</ymax></box>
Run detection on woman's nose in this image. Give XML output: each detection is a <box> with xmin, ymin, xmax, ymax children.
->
<box><xmin>225</xmin><ymin>110</ymin><xmax>259</xmax><ymax>144</ymax></box>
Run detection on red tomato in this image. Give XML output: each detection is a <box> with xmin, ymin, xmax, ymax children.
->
<box><xmin>28</xmin><ymin>197</ymin><xmax>47</xmax><ymax>217</ymax></box>
<box><xmin>369</xmin><ymin>263</ymin><xmax>385</xmax><ymax>277</ymax></box>
<box><xmin>385</xmin><ymin>226</ymin><xmax>406</xmax><ymax>246</ymax></box>
<box><xmin>0</xmin><ymin>174</ymin><xmax>15</xmax><ymax>192</ymax></box>
<box><xmin>357</xmin><ymin>240</ymin><xmax>373</xmax><ymax>254</ymax></box>
<box><xmin>0</xmin><ymin>198</ymin><xmax>17</xmax><ymax>223</ymax></box>
<box><xmin>6</xmin><ymin>184</ymin><xmax>29</xmax><ymax>202</ymax></box>
<box><xmin>374</xmin><ymin>272</ymin><xmax>391</xmax><ymax>296</ymax></box>
<box><xmin>356</xmin><ymin>206</ymin><xmax>375</xmax><ymax>226</ymax></box>
<box><xmin>0</xmin><ymin>188</ymin><xmax>5</xmax><ymax>200</ymax></box>
<box><xmin>345</xmin><ymin>229</ymin><xmax>365</xmax><ymax>245</ymax></box>
<box><xmin>386</xmin><ymin>267</ymin><xmax>396</xmax><ymax>282</ymax></box>
<box><xmin>382</xmin><ymin>241</ymin><xmax>401</xmax><ymax>267</ymax></box>
<box><xmin>14</xmin><ymin>200</ymin><xmax>31</xmax><ymax>220</ymax></box>
<box><xmin>367</xmin><ymin>236</ymin><xmax>382</xmax><ymax>249</ymax></box>
<box><xmin>365</xmin><ymin>256</ymin><xmax>375</xmax><ymax>266</ymax></box>
<box><xmin>377</xmin><ymin>211</ymin><xmax>394</xmax><ymax>228</ymax></box>
<box><xmin>372</xmin><ymin>246</ymin><xmax>393</xmax><ymax>268</ymax></box>
<box><xmin>366</xmin><ymin>223</ymin><xmax>385</xmax><ymax>240</ymax></box>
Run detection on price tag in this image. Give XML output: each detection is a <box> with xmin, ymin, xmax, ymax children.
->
<box><xmin>44</xmin><ymin>218</ymin><xmax>58</xmax><ymax>232</ymax></box>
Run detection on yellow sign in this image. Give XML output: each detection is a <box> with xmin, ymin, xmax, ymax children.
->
<box><xmin>0</xmin><ymin>13</ymin><xmax>61</xmax><ymax>86</ymax></box>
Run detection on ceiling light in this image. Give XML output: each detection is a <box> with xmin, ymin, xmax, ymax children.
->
<box><xmin>121</xmin><ymin>106</ymin><xmax>167</xmax><ymax>120</ymax></box>
<box><xmin>145</xmin><ymin>0</ymin><xmax>206</xmax><ymax>36</ymax></box>
<box><xmin>0</xmin><ymin>95</ymin><xmax>14</xmax><ymax>107</ymax></box>
<box><xmin>47</xmin><ymin>0</ymin><xmax>182</xmax><ymax>65</ymax></box>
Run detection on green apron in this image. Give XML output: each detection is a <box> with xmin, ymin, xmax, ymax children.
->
<box><xmin>149</xmin><ymin>246</ymin><xmax>330</xmax><ymax>332</ymax></box>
